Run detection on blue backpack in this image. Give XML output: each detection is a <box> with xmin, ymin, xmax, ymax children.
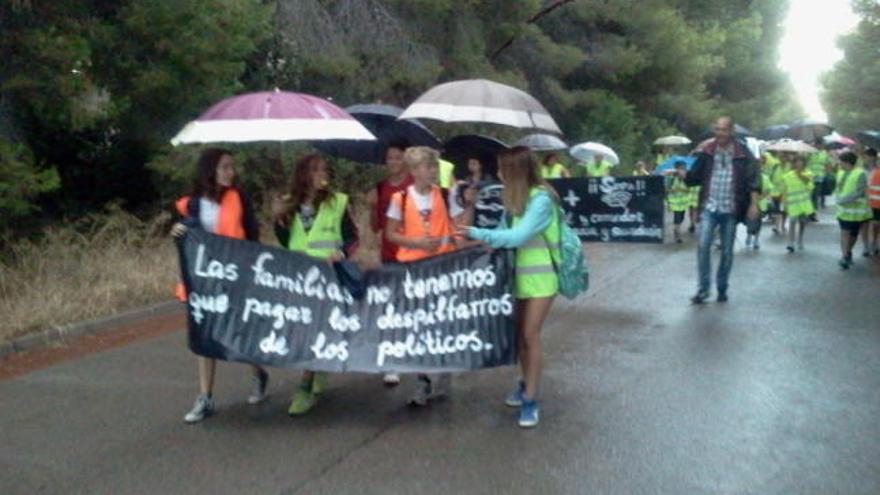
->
<box><xmin>547</xmin><ymin>205</ymin><xmax>589</xmax><ymax>299</ymax></box>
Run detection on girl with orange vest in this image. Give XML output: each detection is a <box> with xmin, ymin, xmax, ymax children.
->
<box><xmin>272</xmin><ymin>154</ymin><xmax>359</xmax><ymax>416</ymax></box>
<box><xmin>170</xmin><ymin>148</ymin><xmax>268</xmax><ymax>424</ymax></box>
<box><xmin>385</xmin><ymin>146</ymin><xmax>475</xmax><ymax>406</ymax></box>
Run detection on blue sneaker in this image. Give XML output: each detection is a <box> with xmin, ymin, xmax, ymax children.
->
<box><xmin>519</xmin><ymin>399</ymin><xmax>540</xmax><ymax>428</ymax></box>
<box><xmin>505</xmin><ymin>380</ymin><xmax>525</xmax><ymax>407</ymax></box>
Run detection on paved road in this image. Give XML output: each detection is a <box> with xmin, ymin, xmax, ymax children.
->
<box><xmin>2</xmin><ymin>214</ymin><xmax>878</xmax><ymax>495</ymax></box>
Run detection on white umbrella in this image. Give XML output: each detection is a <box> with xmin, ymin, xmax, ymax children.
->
<box><xmin>399</xmin><ymin>79</ymin><xmax>561</xmax><ymax>133</ymax></box>
<box><xmin>515</xmin><ymin>133</ymin><xmax>567</xmax><ymax>151</ymax></box>
<box><xmin>653</xmin><ymin>135</ymin><xmax>692</xmax><ymax>146</ymax></box>
<box><xmin>764</xmin><ymin>139</ymin><xmax>817</xmax><ymax>154</ymax></box>
<box><xmin>570</xmin><ymin>142</ymin><xmax>619</xmax><ymax>165</ymax></box>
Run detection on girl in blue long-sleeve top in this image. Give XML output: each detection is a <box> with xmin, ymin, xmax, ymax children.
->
<box><xmin>461</xmin><ymin>146</ymin><xmax>559</xmax><ymax>428</ymax></box>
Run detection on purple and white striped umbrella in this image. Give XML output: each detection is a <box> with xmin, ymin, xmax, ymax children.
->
<box><xmin>170</xmin><ymin>90</ymin><xmax>375</xmax><ymax>145</ymax></box>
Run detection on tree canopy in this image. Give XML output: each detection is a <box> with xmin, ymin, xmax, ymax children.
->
<box><xmin>821</xmin><ymin>0</ymin><xmax>880</xmax><ymax>135</ymax></box>
<box><xmin>0</xmin><ymin>0</ymin><xmax>803</xmax><ymax>232</ymax></box>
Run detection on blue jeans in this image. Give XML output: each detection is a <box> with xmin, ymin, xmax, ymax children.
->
<box><xmin>697</xmin><ymin>210</ymin><xmax>736</xmax><ymax>295</ymax></box>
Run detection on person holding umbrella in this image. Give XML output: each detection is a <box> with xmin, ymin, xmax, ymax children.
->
<box><xmin>585</xmin><ymin>153</ymin><xmax>614</xmax><ymax>177</ymax></box>
<box><xmin>834</xmin><ymin>151</ymin><xmax>872</xmax><ymax>269</ymax></box>
<box><xmin>273</xmin><ymin>154</ymin><xmax>360</xmax><ymax>415</ymax></box>
<box><xmin>171</xmin><ymin>148</ymin><xmax>269</xmax><ymax>424</ymax></box>
<box><xmin>780</xmin><ymin>156</ymin><xmax>815</xmax><ymax>252</ymax></box>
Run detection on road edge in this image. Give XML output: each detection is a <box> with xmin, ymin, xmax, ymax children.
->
<box><xmin>0</xmin><ymin>300</ymin><xmax>183</xmax><ymax>359</ymax></box>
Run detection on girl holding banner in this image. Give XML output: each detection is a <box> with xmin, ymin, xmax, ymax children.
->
<box><xmin>461</xmin><ymin>146</ymin><xmax>559</xmax><ymax>428</ymax></box>
<box><xmin>171</xmin><ymin>148</ymin><xmax>269</xmax><ymax>424</ymax></box>
<box><xmin>272</xmin><ymin>154</ymin><xmax>359</xmax><ymax>416</ymax></box>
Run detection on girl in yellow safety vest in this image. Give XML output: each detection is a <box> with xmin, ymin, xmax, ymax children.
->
<box><xmin>272</xmin><ymin>154</ymin><xmax>359</xmax><ymax>416</ymax></box>
<box><xmin>834</xmin><ymin>151</ymin><xmax>872</xmax><ymax>269</ymax></box>
<box><xmin>780</xmin><ymin>156</ymin><xmax>815</xmax><ymax>253</ymax></box>
<box><xmin>461</xmin><ymin>146</ymin><xmax>560</xmax><ymax>428</ymax></box>
<box><xmin>666</xmin><ymin>161</ymin><xmax>691</xmax><ymax>243</ymax></box>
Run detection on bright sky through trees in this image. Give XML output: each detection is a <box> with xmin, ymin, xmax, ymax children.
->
<box><xmin>779</xmin><ymin>0</ymin><xmax>859</xmax><ymax>120</ymax></box>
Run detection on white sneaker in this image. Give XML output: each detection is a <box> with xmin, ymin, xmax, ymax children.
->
<box><xmin>247</xmin><ymin>369</ymin><xmax>269</xmax><ymax>405</ymax></box>
<box><xmin>184</xmin><ymin>394</ymin><xmax>215</xmax><ymax>423</ymax></box>
<box><xmin>408</xmin><ymin>374</ymin><xmax>451</xmax><ymax>406</ymax></box>
<box><xmin>382</xmin><ymin>373</ymin><xmax>401</xmax><ymax>387</ymax></box>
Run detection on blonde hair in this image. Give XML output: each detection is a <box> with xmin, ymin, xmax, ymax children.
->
<box><xmin>498</xmin><ymin>146</ymin><xmax>557</xmax><ymax>216</ymax></box>
<box><xmin>403</xmin><ymin>146</ymin><xmax>439</xmax><ymax>170</ymax></box>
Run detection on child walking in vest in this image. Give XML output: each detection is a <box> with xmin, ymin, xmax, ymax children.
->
<box><xmin>384</xmin><ymin>146</ymin><xmax>475</xmax><ymax>406</ymax></box>
<box><xmin>666</xmin><ymin>161</ymin><xmax>690</xmax><ymax>243</ymax></box>
<box><xmin>781</xmin><ymin>156</ymin><xmax>815</xmax><ymax>252</ymax></box>
<box><xmin>745</xmin><ymin>170</ymin><xmax>775</xmax><ymax>250</ymax></box>
<box><xmin>273</xmin><ymin>154</ymin><xmax>359</xmax><ymax>415</ymax></box>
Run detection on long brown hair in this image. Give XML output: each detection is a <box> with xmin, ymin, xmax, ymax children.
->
<box><xmin>192</xmin><ymin>147</ymin><xmax>234</xmax><ymax>201</ymax></box>
<box><xmin>284</xmin><ymin>153</ymin><xmax>335</xmax><ymax>212</ymax></box>
<box><xmin>499</xmin><ymin>146</ymin><xmax>557</xmax><ymax>216</ymax></box>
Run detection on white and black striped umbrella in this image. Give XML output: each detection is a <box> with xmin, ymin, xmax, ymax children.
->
<box><xmin>399</xmin><ymin>79</ymin><xmax>561</xmax><ymax>134</ymax></box>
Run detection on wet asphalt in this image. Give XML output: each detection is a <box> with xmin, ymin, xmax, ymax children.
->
<box><xmin>1</xmin><ymin>212</ymin><xmax>878</xmax><ymax>495</ymax></box>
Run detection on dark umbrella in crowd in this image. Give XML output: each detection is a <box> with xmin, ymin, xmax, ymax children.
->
<box><xmin>760</xmin><ymin>124</ymin><xmax>790</xmax><ymax>140</ymax></box>
<box><xmin>312</xmin><ymin>104</ymin><xmax>440</xmax><ymax>164</ymax></box>
<box><xmin>442</xmin><ymin>134</ymin><xmax>509</xmax><ymax>180</ymax></box>
<box><xmin>699</xmin><ymin>123</ymin><xmax>753</xmax><ymax>141</ymax></box>
<box><xmin>785</xmin><ymin>119</ymin><xmax>833</xmax><ymax>142</ymax></box>
<box><xmin>857</xmin><ymin>130</ymin><xmax>880</xmax><ymax>150</ymax></box>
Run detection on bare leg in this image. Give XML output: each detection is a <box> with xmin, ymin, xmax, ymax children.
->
<box><xmin>198</xmin><ymin>357</ymin><xmax>216</xmax><ymax>396</ymax></box>
<box><xmin>798</xmin><ymin>218</ymin><xmax>807</xmax><ymax>247</ymax></box>
<box><xmin>520</xmin><ymin>296</ymin><xmax>555</xmax><ymax>400</ymax></box>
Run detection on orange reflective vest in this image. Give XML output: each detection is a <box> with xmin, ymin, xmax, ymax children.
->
<box><xmin>174</xmin><ymin>188</ymin><xmax>248</xmax><ymax>301</ymax></box>
<box><xmin>392</xmin><ymin>186</ymin><xmax>457</xmax><ymax>262</ymax></box>
<box><xmin>870</xmin><ymin>168</ymin><xmax>880</xmax><ymax>209</ymax></box>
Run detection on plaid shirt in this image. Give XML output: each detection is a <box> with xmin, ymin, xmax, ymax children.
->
<box><xmin>706</xmin><ymin>145</ymin><xmax>735</xmax><ymax>213</ymax></box>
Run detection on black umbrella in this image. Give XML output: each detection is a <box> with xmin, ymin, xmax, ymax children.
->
<box><xmin>760</xmin><ymin>125</ymin><xmax>790</xmax><ymax>140</ymax></box>
<box><xmin>699</xmin><ymin>123</ymin><xmax>753</xmax><ymax>141</ymax></box>
<box><xmin>785</xmin><ymin>119</ymin><xmax>833</xmax><ymax>143</ymax></box>
<box><xmin>312</xmin><ymin>104</ymin><xmax>440</xmax><ymax>164</ymax></box>
<box><xmin>442</xmin><ymin>134</ymin><xmax>509</xmax><ymax>180</ymax></box>
<box><xmin>857</xmin><ymin>130</ymin><xmax>880</xmax><ymax>150</ymax></box>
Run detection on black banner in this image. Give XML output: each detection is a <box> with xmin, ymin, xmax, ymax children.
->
<box><xmin>472</xmin><ymin>182</ymin><xmax>505</xmax><ymax>228</ymax></box>
<box><xmin>177</xmin><ymin>229</ymin><xmax>517</xmax><ymax>373</ymax></box>
<box><xmin>549</xmin><ymin>176</ymin><xmax>665</xmax><ymax>243</ymax></box>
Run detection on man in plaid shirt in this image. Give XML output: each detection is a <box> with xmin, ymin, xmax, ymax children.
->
<box><xmin>686</xmin><ymin>117</ymin><xmax>760</xmax><ymax>304</ymax></box>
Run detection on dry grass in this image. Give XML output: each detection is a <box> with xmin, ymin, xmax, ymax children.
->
<box><xmin>0</xmin><ymin>197</ymin><xmax>381</xmax><ymax>343</ymax></box>
<box><xmin>0</xmin><ymin>206</ymin><xmax>179</xmax><ymax>342</ymax></box>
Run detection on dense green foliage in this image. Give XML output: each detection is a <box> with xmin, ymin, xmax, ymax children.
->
<box><xmin>821</xmin><ymin>0</ymin><xmax>880</xmax><ymax>135</ymax></box>
<box><xmin>1</xmin><ymin>0</ymin><xmax>803</xmax><ymax>233</ymax></box>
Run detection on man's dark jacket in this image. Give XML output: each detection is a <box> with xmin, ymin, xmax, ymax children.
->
<box><xmin>685</xmin><ymin>137</ymin><xmax>760</xmax><ymax>223</ymax></box>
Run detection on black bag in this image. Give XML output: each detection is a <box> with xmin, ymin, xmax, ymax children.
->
<box><xmin>333</xmin><ymin>260</ymin><xmax>366</xmax><ymax>300</ymax></box>
<box><xmin>822</xmin><ymin>175</ymin><xmax>836</xmax><ymax>196</ymax></box>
